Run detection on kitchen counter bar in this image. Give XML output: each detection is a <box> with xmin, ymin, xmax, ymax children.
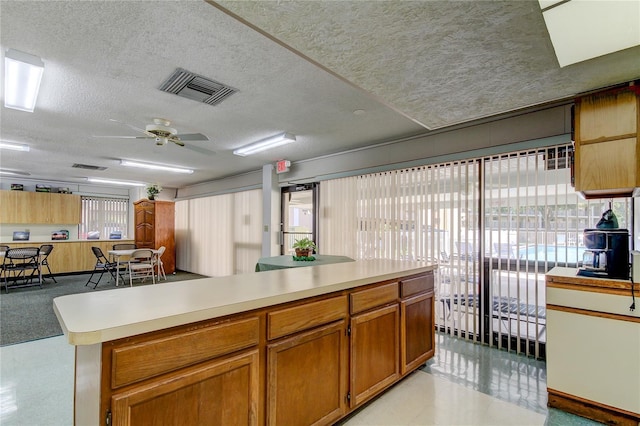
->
<box><xmin>54</xmin><ymin>259</ymin><xmax>435</xmax><ymax>345</ymax></box>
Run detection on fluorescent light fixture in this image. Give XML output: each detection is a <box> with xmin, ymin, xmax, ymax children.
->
<box><xmin>0</xmin><ymin>169</ymin><xmax>30</xmax><ymax>176</ymax></box>
<box><xmin>233</xmin><ymin>132</ymin><xmax>296</xmax><ymax>156</ymax></box>
<box><xmin>120</xmin><ymin>159</ymin><xmax>194</xmax><ymax>174</ymax></box>
<box><xmin>86</xmin><ymin>177</ymin><xmax>146</xmax><ymax>187</ymax></box>
<box><xmin>4</xmin><ymin>49</ymin><xmax>44</xmax><ymax>112</ymax></box>
<box><xmin>539</xmin><ymin>0</ymin><xmax>640</xmax><ymax>67</ymax></box>
<box><xmin>0</xmin><ymin>141</ymin><xmax>30</xmax><ymax>151</ymax></box>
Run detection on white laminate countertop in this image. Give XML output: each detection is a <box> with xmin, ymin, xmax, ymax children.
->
<box><xmin>54</xmin><ymin>259</ymin><xmax>436</xmax><ymax>346</ymax></box>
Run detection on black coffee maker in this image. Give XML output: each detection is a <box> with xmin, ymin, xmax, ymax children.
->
<box><xmin>579</xmin><ymin>208</ymin><xmax>630</xmax><ymax>279</ymax></box>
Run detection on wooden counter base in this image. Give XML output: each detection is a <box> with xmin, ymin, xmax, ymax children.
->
<box><xmin>67</xmin><ymin>263</ymin><xmax>436</xmax><ymax>425</ymax></box>
<box><xmin>548</xmin><ymin>388</ymin><xmax>640</xmax><ymax>426</ymax></box>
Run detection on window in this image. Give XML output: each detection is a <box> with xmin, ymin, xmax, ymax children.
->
<box><xmin>320</xmin><ymin>144</ymin><xmax>633</xmax><ymax>359</ymax></box>
<box><xmin>80</xmin><ymin>196</ymin><xmax>129</xmax><ymax>240</ymax></box>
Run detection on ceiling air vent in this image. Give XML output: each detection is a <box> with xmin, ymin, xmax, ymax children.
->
<box><xmin>159</xmin><ymin>68</ymin><xmax>238</xmax><ymax>106</ymax></box>
<box><xmin>72</xmin><ymin>163</ymin><xmax>107</xmax><ymax>171</ymax></box>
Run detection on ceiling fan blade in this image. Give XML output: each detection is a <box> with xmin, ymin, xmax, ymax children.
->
<box><xmin>175</xmin><ymin>133</ymin><xmax>209</xmax><ymax>141</ymax></box>
<box><xmin>92</xmin><ymin>135</ymin><xmax>154</xmax><ymax>140</ymax></box>
<box><xmin>109</xmin><ymin>118</ymin><xmax>155</xmax><ymax>137</ymax></box>
<box><xmin>169</xmin><ymin>137</ymin><xmax>185</xmax><ymax>147</ymax></box>
<box><xmin>183</xmin><ymin>144</ymin><xmax>216</xmax><ymax>156</ymax></box>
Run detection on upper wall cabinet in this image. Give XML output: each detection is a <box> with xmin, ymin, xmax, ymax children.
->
<box><xmin>574</xmin><ymin>86</ymin><xmax>640</xmax><ymax>198</ymax></box>
<box><xmin>0</xmin><ymin>190</ymin><xmax>81</xmax><ymax>224</ymax></box>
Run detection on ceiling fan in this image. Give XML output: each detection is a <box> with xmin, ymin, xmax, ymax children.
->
<box><xmin>96</xmin><ymin>118</ymin><xmax>211</xmax><ymax>149</ymax></box>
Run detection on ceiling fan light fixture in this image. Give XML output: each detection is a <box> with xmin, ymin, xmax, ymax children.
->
<box><xmin>120</xmin><ymin>159</ymin><xmax>194</xmax><ymax>174</ymax></box>
<box><xmin>233</xmin><ymin>132</ymin><xmax>296</xmax><ymax>157</ymax></box>
<box><xmin>87</xmin><ymin>177</ymin><xmax>146</xmax><ymax>187</ymax></box>
<box><xmin>4</xmin><ymin>49</ymin><xmax>44</xmax><ymax>112</ymax></box>
<box><xmin>146</xmin><ymin>118</ymin><xmax>177</xmax><ymax>137</ymax></box>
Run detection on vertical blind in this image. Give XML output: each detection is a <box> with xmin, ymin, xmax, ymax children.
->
<box><xmin>80</xmin><ymin>196</ymin><xmax>129</xmax><ymax>239</ymax></box>
<box><xmin>320</xmin><ymin>144</ymin><xmax>632</xmax><ymax>358</ymax></box>
<box><xmin>175</xmin><ymin>189</ymin><xmax>262</xmax><ymax>277</ymax></box>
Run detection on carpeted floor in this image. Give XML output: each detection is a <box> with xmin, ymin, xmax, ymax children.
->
<box><xmin>0</xmin><ymin>270</ymin><xmax>207</xmax><ymax>346</ymax></box>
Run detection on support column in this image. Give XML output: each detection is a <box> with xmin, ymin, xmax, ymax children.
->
<box><xmin>262</xmin><ymin>164</ymin><xmax>280</xmax><ymax>257</ymax></box>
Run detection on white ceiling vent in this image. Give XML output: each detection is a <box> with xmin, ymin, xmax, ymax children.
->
<box><xmin>72</xmin><ymin>163</ymin><xmax>107</xmax><ymax>171</ymax></box>
<box><xmin>159</xmin><ymin>68</ymin><xmax>238</xmax><ymax>106</ymax></box>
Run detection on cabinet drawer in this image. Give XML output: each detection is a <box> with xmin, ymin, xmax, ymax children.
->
<box><xmin>400</xmin><ymin>273</ymin><xmax>434</xmax><ymax>298</ymax></box>
<box><xmin>350</xmin><ymin>282</ymin><xmax>398</xmax><ymax>314</ymax></box>
<box><xmin>111</xmin><ymin>316</ymin><xmax>259</xmax><ymax>388</ymax></box>
<box><xmin>268</xmin><ymin>295</ymin><xmax>348</xmax><ymax>340</ymax></box>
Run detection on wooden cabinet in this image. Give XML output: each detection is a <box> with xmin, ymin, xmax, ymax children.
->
<box><xmin>349</xmin><ymin>282</ymin><xmax>400</xmax><ymax>407</ymax></box>
<box><xmin>134</xmin><ymin>200</ymin><xmax>175</xmax><ymax>274</ymax></box>
<box><xmin>101</xmin><ymin>315</ymin><xmax>261</xmax><ymax>426</ymax></box>
<box><xmin>350</xmin><ymin>304</ymin><xmax>400</xmax><ymax>407</ymax></box>
<box><xmin>266</xmin><ymin>295</ymin><xmax>348</xmax><ymax>425</ymax></box>
<box><xmin>0</xmin><ymin>190</ymin><xmax>81</xmax><ymax>224</ymax></box>
<box><xmin>400</xmin><ymin>273</ymin><xmax>435</xmax><ymax>374</ymax></box>
<box><xmin>48</xmin><ymin>193</ymin><xmax>81</xmax><ymax>224</ymax></box>
<box><xmin>574</xmin><ymin>87</ymin><xmax>640</xmax><ymax>198</ymax></box>
<box><xmin>267</xmin><ymin>321</ymin><xmax>348</xmax><ymax>425</ymax></box>
<box><xmin>111</xmin><ymin>350</ymin><xmax>259</xmax><ymax>426</ymax></box>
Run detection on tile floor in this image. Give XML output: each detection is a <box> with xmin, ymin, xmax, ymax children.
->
<box><xmin>0</xmin><ymin>332</ymin><xmax>601</xmax><ymax>425</ymax></box>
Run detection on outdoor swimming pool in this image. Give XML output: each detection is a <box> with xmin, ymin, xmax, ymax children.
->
<box><xmin>517</xmin><ymin>245</ymin><xmax>586</xmax><ymax>265</ymax></box>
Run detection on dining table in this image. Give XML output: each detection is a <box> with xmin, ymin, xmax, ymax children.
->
<box><xmin>255</xmin><ymin>254</ymin><xmax>355</xmax><ymax>272</ymax></box>
<box><xmin>108</xmin><ymin>248</ymin><xmax>159</xmax><ymax>286</ymax></box>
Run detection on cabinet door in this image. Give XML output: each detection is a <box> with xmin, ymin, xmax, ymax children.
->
<box><xmin>0</xmin><ymin>190</ymin><xmax>20</xmax><ymax>223</ymax></box>
<box><xmin>350</xmin><ymin>303</ymin><xmax>400</xmax><ymax>407</ymax></box>
<box><xmin>48</xmin><ymin>193</ymin><xmax>81</xmax><ymax>224</ymax></box>
<box><xmin>267</xmin><ymin>320</ymin><xmax>348</xmax><ymax>426</ymax></box>
<box><xmin>111</xmin><ymin>349</ymin><xmax>259</xmax><ymax>426</ymax></box>
<box><xmin>401</xmin><ymin>292</ymin><xmax>434</xmax><ymax>375</ymax></box>
<box><xmin>134</xmin><ymin>204</ymin><xmax>155</xmax><ymax>248</ymax></box>
<box><xmin>0</xmin><ymin>191</ymin><xmax>41</xmax><ymax>223</ymax></box>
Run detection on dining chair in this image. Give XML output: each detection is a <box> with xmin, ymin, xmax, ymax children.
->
<box><xmin>0</xmin><ymin>245</ymin><xmax>9</xmax><ymax>280</ymax></box>
<box><xmin>39</xmin><ymin>244</ymin><xmax>57</xmax><ymax>283</ymax></box>
<box><xmin>2</xmin><ymin>247</ymin><xmax>41</xmax><ymax>292</ymax></box>
<box><xmin>153</xmin><ymin>246</ymin><xmax>167</xmax><ymax>281</ymax></box>
<box><xmin>86</xmin><ymin>247</ymin><xmax>120</xmax><ymax>289</ymax></box>
<box><xmin>128</xmin><ymin>249</ymin><xmax>155</xmax><ymax>287</ymax></box>
<box><xmin>112</xmin><ymin>243</ymin><xmax>137</xmax><ymax>250</ymax></box>
<box><xmin>112</xmin><ymin>243</ymin><xmax>138</xmax><ymax>267</ymax></box>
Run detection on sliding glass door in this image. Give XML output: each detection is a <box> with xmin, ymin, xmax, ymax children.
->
<box><xmin>280</xmin><ymin>184</ymin><xmax>318</xmax><ymax>255</ymax></box>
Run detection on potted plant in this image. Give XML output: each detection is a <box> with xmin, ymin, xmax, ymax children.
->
<box><xmin>146</xmin><ymin>183</ymin><xmax>162</xmax><ymax>200</ymax></box>
<box><xmin>292</xmin><ymin>237</ymin><xmax>317</xmax><ymax>258</ymax></box>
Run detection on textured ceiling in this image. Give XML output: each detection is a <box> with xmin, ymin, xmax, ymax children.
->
<box><xmin>0</xmin><ymin>1</ymin><xmax>638</xmax><ymax>189</ymax></box>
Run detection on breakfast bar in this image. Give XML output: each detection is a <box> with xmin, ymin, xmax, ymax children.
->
<box><xmin>54</xmin><ymin>260</ymin><xmax>437</xmax><ymax>425</ymax></box>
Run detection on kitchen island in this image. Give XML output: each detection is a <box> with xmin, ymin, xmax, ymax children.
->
<box><xmin>54</xmin><ymin>259</ymin><xmax>436</xmax><ymax>425</ymax></box>
<box><xmin>546</xmin><ymin>267</ymin><xmax>640</xmax><ymax>426</ymax></box>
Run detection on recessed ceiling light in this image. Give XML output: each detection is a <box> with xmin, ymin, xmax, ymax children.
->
<box><xmin>120</xmin><ymin>159</ymin><xmax>194</xmax><ymax>174</ymax></box>
<box><xmin>4</xmin><ymin>48</ymin><xmax>44</xmax><ymax>112</ymax></box>
<box><xmin>353</xmin><ymin>109</ymin><xmax>366</xmax><ymax>115</ymax></box>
